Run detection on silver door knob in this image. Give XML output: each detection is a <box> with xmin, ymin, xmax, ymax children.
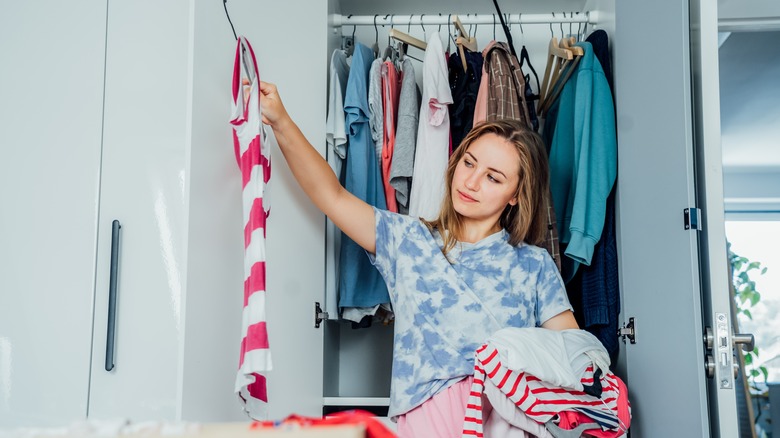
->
<box><xmin>705</xmin><ymin>354</ymin><xmax>715</xmax><ymax>378</ymax></box>
<box><xmin>732</xmin><ymin>333</ymin><xmax>755</xmax><ymax>352</ymax></box>
<box><xmin>703</xmin><ymin>327</ymin><xmax>714</xmax><ymax>350</ymax></box>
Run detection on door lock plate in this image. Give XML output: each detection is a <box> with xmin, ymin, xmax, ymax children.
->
<box><xmin>713</xmin><ymin>313</ymin><xmax>733</xmax><ymax>389</ymax></box>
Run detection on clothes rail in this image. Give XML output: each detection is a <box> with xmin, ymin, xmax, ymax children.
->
<box><xmin>330</xmin><ymin>12</ymin><xmax>597</xmax><ymax>28</ymax></box>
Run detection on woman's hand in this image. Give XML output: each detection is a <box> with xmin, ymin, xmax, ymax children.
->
<box><xmin>240</xmin><ymin>79</ymin><xmax>289</xmax><ymax>128</ymax></box>
<box><xmin>257</xmin><ymin>81</ymin><xmax>289</xmax><ymax>127</ymax></box>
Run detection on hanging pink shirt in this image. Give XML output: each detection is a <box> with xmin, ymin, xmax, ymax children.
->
<box><xmin>230</xmin><ymin>36</ymin><xmax>272</xmax><ymax>419</ymax></box>
<box><xmin>472</xmin><ymin>41</ymin><xmax>497</xmax><ymax>126</ymax></box>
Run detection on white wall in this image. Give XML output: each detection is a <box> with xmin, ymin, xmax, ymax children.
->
<box><xmin>179</xmin><ymin>0</ymin><xmax>247</xmax><ymax>421</ymax></box>
<box><xmin>719</xmin><ymin>0</ymin><xmax>780</xmax><ymax>21</ymax></box>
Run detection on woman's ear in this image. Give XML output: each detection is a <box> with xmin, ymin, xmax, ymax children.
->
<box><xmin>508</xmin><ymin>197</ymin><xmax>518</xmax><ymax>207</ymax></box>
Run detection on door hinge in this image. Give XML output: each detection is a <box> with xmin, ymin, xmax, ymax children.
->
<box><xmin>618</xmin><ymin>317</ymin><xmax>636</xmax><ymax>344</ymax></box>
<box><xmin>315</xmin><ymin>302</ymin><xmax>329</xmax><ymax>328</ymax></box>
<box><xmin>684</xmin><ymin>207</ymin><xmax>702</xmax><ymax>231</ymax></box>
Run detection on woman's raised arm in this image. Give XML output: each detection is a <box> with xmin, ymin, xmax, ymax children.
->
<box><xmin>258</xmin><ymin>81</ymin><xmax>376</xmax><ymax>254</ymax></box>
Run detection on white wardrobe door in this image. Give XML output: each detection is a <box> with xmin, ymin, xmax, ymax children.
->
<box><xmin>0</xmin><ymin>0</ymin><xmax>108</xmax><ymax>428</ymax></box>
<box><xmin>87</xmin><ymin>0</ymin><xmax>190</xmax><ymax>420</ymax></box>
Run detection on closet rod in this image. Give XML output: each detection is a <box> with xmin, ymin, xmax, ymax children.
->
<box><xmin>330</xmin><ymin>12</ymin><xmax>597</xmax><ymax>28</ymax></box>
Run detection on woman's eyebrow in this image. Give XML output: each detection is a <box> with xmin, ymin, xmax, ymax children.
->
<box><xmin>465</xmin><ymin>151</ymin><xmax>508</xmax><ymax>179</ymax></box>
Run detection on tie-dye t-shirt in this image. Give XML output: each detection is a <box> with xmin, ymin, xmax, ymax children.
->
<box><xmin>368</xmin><ymin>207</ymin><xmax>572</xmax><ymax>418</ymax></box>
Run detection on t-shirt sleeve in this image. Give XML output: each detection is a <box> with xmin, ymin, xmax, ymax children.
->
<box><xmin>366</xmin><ymin>207</ymin><xmax>413</xmax><ymax>288</ymax></box>
<box><xmin>535</xmin><ymin>251</ymin><xmax>574</xmax><ymax>325</ymax></box>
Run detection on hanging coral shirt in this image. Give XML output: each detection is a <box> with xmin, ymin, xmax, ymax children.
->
<box><xmin>230</xmin><ymin>36</ymin><xmax>272</xmax><ymax>419</ymax></box>
<box><xmin>381</xmin><ymin>60</ymin><xmax>400</xmax><ymax>213</ymax></box>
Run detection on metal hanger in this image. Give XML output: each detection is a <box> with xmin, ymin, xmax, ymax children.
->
<box><xmin>223</xmin><ymin>1</ymin><xmax>253</xmax><ymax>84</ymax></box>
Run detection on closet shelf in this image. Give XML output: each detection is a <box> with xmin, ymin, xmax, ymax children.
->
<box><xmin>323</xmin><ymin>397</ymin><xmax>390</xmax><ymax>406</ymax></box>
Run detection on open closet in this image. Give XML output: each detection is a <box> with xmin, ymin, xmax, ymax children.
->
<box><xmin>318</xmin><ymin>5</ymin><xmax>609</xmax><ymax>420</ymax></box>
<box><xmin>244</xmin><ymin>0</ymin><xmax>740</xmax><ymax>435</ymax></box>
<box><xmin>0</xmin><ymin>0</ymin><xmax>748</xmax><ymax>436</ymax></box>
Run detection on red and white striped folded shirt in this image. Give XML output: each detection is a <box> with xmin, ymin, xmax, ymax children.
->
<box><xmin>463</xmin><ymin>343</ymin><xmax>629</xmax><ymax>437</ymax></box>
<box><xmin>230</xmin><ymin>36</ymin><xmax>272</xmax><ymax>420</ymax></box>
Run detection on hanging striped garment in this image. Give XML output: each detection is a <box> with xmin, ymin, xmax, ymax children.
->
<box><xmin>462</xmin><ymin>343</ymin><xmax>628</xmax><ymax>437</ymax></box>
<box><xmin>230</xmin><ymin>36</ymin><xmax>272</xmax><ymax>420</ymax></box>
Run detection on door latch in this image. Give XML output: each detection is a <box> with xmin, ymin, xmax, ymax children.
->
<box><xmin>315</xmin><ymin>302</ymin><xmax>329</xmax><ymax>328</ymax></box>
<box><xmin>618</xmin><ymin>317</ymin><xmax>636</xmax><ymax>344</ymax></box>
<box><xmin>684</xmin><ymin>207</ymin><xmax>702</xmax><ymax>231</ymax></box>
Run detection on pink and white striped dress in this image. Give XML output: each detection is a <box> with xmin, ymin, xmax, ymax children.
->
<box><xmin>230</xmin><ymin>36</ymin><xmax>272</xmax><ymax>419</ymax></box>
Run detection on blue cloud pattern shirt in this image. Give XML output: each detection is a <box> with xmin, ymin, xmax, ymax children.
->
<box><xmin>368</xmin><ymin>208</ymin><xmax>573</xmax><ymax>418</ymax></box>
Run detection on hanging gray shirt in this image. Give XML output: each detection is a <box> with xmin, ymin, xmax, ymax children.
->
<box><xmin>368</xmin><ymin>58</ymin><xmax>384</xmax><ymax>168</ymax></box>
<box><xmin>390</xmin><ymin>58</ymin><xmax>420</xmax><ymax>214</ymax></box>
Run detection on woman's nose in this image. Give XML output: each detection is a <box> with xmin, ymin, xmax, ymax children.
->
<box><xmin>464</xmin><ymin>173</ymin><xmax>479</xmax><ymax>190</ymax></box>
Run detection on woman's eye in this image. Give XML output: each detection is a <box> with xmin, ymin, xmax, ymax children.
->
<box><xmin>464</xmin><ymin>160</ymin><xmax>473</xmax><ymax>168</ymax></box>
<box><xmin>487</xmin><ymin>174</ymin><xmax>499</xmax><ymax>183</ymax></box>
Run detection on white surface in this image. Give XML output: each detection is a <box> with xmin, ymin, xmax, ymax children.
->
<box><xmin>219</xmin><ymin>0</ymin><xmax>330</xmax><ymax>421</ymax></box>
<box><xmin>0</xmin><ymin>0</ymin><xmax>108</xmax><ymax>428</ymax></box>
<box><xmin>614</xmin><ymin>0</ymin><xmax>712</xmax><ymax>435</ymax></box>
<box><xmin>718</xmin><ymin>31</ymin><xmax>780</xmax><ymax>171</ymax></box>
<box><xmin>87</xmin><ymin>0</ymin><xmax>191</xmax><ymax>421</ymax></box>
<box><xmin>322</xmin><ymin>397</ymin><xmax>390</xmax><ymax>406</ymax></box>
<box><xmin>690</xmin><ymin>0</ymin><xmax>740</xmax><ymax>433</ymax></box>
<box><xmin>179</xmin><ymin>0</ymin><xmax>251</xmax><ymax>422</ymax></box>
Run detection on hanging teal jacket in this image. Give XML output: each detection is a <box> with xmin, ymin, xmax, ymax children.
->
<box><xmin>546</xmin><ymin>42</ymin><xmax>616</xmax><ymax>282</ymax></box>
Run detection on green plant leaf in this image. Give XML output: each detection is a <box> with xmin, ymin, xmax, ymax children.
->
<box><xmin>744</xmin><ymin>309</ymin><xmax>753</xmax><ymax>320</ymax></box>
<box><xmin>745</xmin><ymin>353</ymin><xmax>753</xmax><ymax>365</ymax></box>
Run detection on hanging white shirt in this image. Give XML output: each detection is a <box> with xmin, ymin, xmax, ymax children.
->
<box><xmin>408</xmin><ymin>33</ymin><xmax>453</xmax><ymax>220</ymax></box>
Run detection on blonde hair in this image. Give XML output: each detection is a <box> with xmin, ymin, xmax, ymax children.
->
<box><xmin>422</xmin><ymin>120</ymin><xmax>550</xmax><ymax>256</ymax></box>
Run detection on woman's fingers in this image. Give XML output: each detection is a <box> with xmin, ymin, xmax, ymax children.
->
<box><xmin>259</xmin><ymin>81</ymin><xmax>277</xmax><ymax>97</ymax></box>
<box><xmin>257</xmin><ymin>81</ymin><xmax>285</xmax><ymax>126</ymax></box>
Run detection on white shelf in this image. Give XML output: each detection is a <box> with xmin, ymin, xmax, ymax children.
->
<box><xmin>322</xmin><ymin>397</ymin><xmax>390</xmax><ymax>406</ymax></box>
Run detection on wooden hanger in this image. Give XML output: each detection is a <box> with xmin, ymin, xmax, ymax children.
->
<box><xmin>539</xmin><ymin>37</ymin><xmax>573</xmax><ymax>105</ymax></box>
<box><xmin>544</xmin><ymin>38</ymin><xmax>577</xmax><ymax>98</ymax></box>
<box><xmin>540</xmin><ymin>39</ymin><xmax>584</xmax><ymax>115</ymax></box>
<box><xmin>451</xmin><ymin>15</ymin><xmax>478</xmax><ymax>72</ymax></box>
<box><xmin>540</xmin><ymin>55</ymin><xmax>582</xmax><ymax>115</ymax></box>
<box><xmin>389</xmin><ymin>28</ymin><xmax>427</xmax><ymax>51</ymax></box>
<box><xmin>560</xmin><ymin>36</ymin><xmax>583</xmax><ymax>56</ymax></box>
<box><xmin>452</xmin><ymin>15</ymin><xmax>478</xmax><ymax>51</ymax></box>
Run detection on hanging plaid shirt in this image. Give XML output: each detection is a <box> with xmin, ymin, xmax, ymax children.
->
<box><xmin>483</xmin><ymin>42</ymin><xmax>561</xmax><ymax>272</ymax></box>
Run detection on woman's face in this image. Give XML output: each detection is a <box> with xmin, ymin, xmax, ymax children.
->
<box><xmin>451</xmin><ymin>133</ymin><xmax>521</xmax><ymax>224</ymax></box>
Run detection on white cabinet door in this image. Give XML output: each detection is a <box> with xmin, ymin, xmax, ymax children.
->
<box><xmin>87</xmin><ymin>0</ymin><xmax>191</xmax><ymax>421</ymax></box>
<box><xmin>224</xmin><ymin>0</ymin><xmax>330</xmax><ymax>420</ymax></box>
<box><xmin>615</xmin><ymin>0</ymin><xmax>737</xmax><ymax>435</ymax></box>
<box><xmin>0</xmin><ymin>0</ymin><xmax>108</xmax><ymax>428</ymax></box>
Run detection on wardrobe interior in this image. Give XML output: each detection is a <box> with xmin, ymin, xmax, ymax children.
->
<box><xmin>319</xmin><ymin>0</ymin><xmax>617</xmax><ymax>416</ymax></box>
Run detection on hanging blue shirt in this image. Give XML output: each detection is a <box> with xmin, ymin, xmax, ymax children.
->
<box><xmin>368</xmin><ymin>208</ymin><xmax>572</xmax><ymax>418</ymax></box>
<box><xmin>339</xmin><ymin>43</ymin><xmax>389</xmax><ymax>309</ymax></box>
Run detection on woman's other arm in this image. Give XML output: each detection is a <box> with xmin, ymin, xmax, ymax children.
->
<box><xmin>541</xmin><ymin>310</ymin><xmax>580</xmax><ymax>330</ymax></box>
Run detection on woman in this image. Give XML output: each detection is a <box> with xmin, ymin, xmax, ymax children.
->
<box><xmin>257</xmin><ymin>81</ymin><xmax>578</xmax><ymax>437</ymax></box>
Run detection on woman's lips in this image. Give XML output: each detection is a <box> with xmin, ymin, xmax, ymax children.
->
<box><xmin>457</xmin><ymin>190</ymin><xmax>477</xmax><ymax>202</ymax></box>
